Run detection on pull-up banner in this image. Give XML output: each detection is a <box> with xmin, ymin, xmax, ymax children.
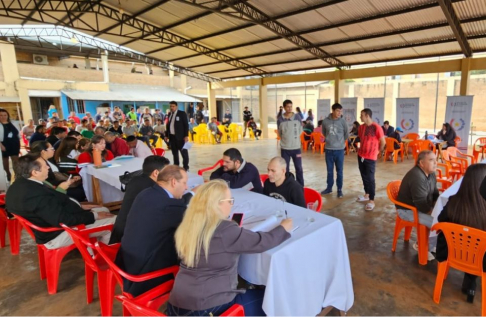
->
<box><xmin>316</xmin><ymin>99</ymin><xmax>331</xmax><ymax>123</ymax></box>
<box><xmin>396</xmin><ymin>98</ymin><xmax>420</xmax><ymax>134</ymax></box>
<box><xmin>340</xmin><ymin>97</ymin><xmax>358</xmax><ymax>131</ymax></box>
<box><xmin>364</xmin><ymin>98</ymin><xmax>385</xmax><ymax>126</ymax></box>
<box><xmin>444</xmin><ymin>95</ymin><xmax>473</xmax><ymax>151</ymax></box>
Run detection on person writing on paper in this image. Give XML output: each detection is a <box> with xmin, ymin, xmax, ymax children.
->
<box><xmin>263</xmin><ymin>157</ymin><xmax>306</xmax><ymax>208</ymax></box>
<box><xmin>126</xmin><ymin>135</ymin><xmax>153</xmax><ymax>159</ymax></box>
<box><xmin>167</xmin><ymin>180</ymin><xmax>292</xmax><ymax>316</ymax></box>
<box><xmin>77</xmin><ymin>135</ymin><xmax>114</xmax><ymax>170</ymax></box>
<box><xmin>210</xmin><ymin>148</ymin><xmax>263</xmax><ymax>193</ymax></box>
<box><xmin>104</xmin><ymin>131</ymin><xmax>130</xmax><ymax>157</ymax></box>
<box><xmin>116</xmin><ymin>166</ymin><xmax>194</xmax><ymax>297</ymax></box>
<box><xmin>436</xmin><ymin>122</ymin><xmax>457</xmax><ymax>149</ymax></box>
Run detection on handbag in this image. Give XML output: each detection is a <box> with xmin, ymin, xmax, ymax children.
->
<box><xmin>119</xmin><ymin>170</ymin><xmax>143</xmax><ymax>192</ymax></box>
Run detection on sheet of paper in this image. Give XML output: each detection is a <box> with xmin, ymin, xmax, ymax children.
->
<box><xmin>114</xmin><ymin>155</ymin><xmax>134</xmax><ymax>160</ymax></box>
<box><xmin>182</xmin><ymin>142</ymin><xmax>193</xmax><ymax>150</ymax></box>
<box><xmin>243</xmin><ymin>215</ymin><xmax>279</xmax><ymax>232</ymax></box>
<box><xmin>241</xmin><ymin>182</ymin><xmax>254</xmax><ymax>191</ymax></box>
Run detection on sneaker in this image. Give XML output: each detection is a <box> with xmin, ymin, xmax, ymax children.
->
<box><xmin>337</xmin><ymin>190</ymin><xmax>343</xmax><ymax>198</ymax></box>
<box><xmin>320</xmin><ymin>188</ymin><xmax>332</xmax><ymax>195</ymax></box>
<box><xmin>413</xmin><ymin>242</ymin><xmax>435</xmax><ymax>261</ymax></box>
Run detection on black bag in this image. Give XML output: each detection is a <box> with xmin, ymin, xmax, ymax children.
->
<box><xmin>119</xmin><ymin>170</ymin><xmax>143</xmax><ymax>192</ymax></box>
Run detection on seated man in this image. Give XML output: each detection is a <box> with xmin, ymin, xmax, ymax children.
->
<box><xmin>140</xmin><ymin>118</ymin><xmax>158</xmax><ymax>147</ymax></box>
<box><xmin>126</xmin><ymin>135</ymin><xmax>153</xmax><ymax>159</ymax></box>
<box><xmin>208</xmin><ymin>117</ymin><xmax>222</xmax><ymax>143</ymax></box>
<box><xmin>46</xmin><ymin>126</ymin><xmax>67</xmax><ymax>147</ymax></box>
<box><xmin>264</xmin><ymin>157</ymin><xmax>306</xmax><ymax>208</ymax></box>
<box><xmin>116</xmin><ymin>165</ymin><xmax>192</xmax><ymax>296</ymax></box>
<box><xmin>397</xmin><ymin>150</ymin><xmax>439</xmax><ymax>259</ymax></box>
<box><xmin>382</xmin><ymin>120</ymin><xmax>395</xmax><ymax>137</ymax></box>
<box><xmin>109</xmin><ymin>155</ymin><xmax>170</xmax><ymax>244</ymax></box>
<box><xmin>104</xmin><ymin>131</ymin><xmax>130</xmax><ymax>157</ymax></box>
<box><xmin>210</xmin><ymin>148</ymin><xmax>263</xmax><ymax>193</ymax></box>
<box><xmin>6</xmin><ymin>153</ymin><xmax>115</xmax><ymax>249</ymax></box>
<box><xmin>29</xmin><ymin>125</ymin><xmax>47</xmax><ymax>146</ymax></box>
<box><xmin>247</xmin><ymin>117</ymin><xmax>262</xmax><ymax>140</ymax></box>
<box><xmin>122</xmin><ymin>119</ymin><xmax>138</xmax><ymax>137</ymax></box>
<box><xmin>109</xmin><ymin>120</ymin><xmax>123</xmax><ymax>135</ymax></box>
<box><xmin>188</xmin><ymin>118</ymin><xmax>198</xmax><ymax>141</ymax></box>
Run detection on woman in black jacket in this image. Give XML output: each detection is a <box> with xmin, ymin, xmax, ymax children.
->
<box><xmin>436</xmin><ymin>164</ymin><xmax>486</xmax><ymax>303</ymax></box>
<box><xmin>0</xmin><ymin>108</ymin><xmax>20</xmax><ymax>181</ymax></box>
<box><xmin>436</xmin><ymin>122</ymin><xmax>457</xmax><ymax>148</ymax></box>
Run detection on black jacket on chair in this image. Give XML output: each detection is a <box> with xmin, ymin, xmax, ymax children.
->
<box><xmin>165</xmin><ymin>110</ymin><xmax>189</xmax><ymax>141</ymax></box>
<box><xmin>115</xmin><ymin>184</ymin><xmax>191</xmax><ymax>296</ymax></box>
<box><xmin>5</xmin><ymin>177</ymin><xmax>95</xmax><ymax>244</ymax></box>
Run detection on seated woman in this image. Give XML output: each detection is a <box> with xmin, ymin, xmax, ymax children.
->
<box><xmin>77</xmin><ymin>135</ymin><xmax>114</xmax><ymax>169</ymax></box>
<box><xmin>436</xmin><ymin>122</ymin><xmax>456</xmax><ymax>149</ymax></box>
<box><xmin>167</xmin><ymin>180</ymin><xmax>292</xmax><ymax>316</ymax></box>
<box><xmin>348</xmin><ymin>121</ymin><xmax>360</xmax><ymax>150</ymax></box>
<box><xmin>435</xmin><ymin>164</ymin><xmax>486</xmax><ymax>303</ymax></box>
<box><xmin>55</xmin><ymin>137</ymin><xmax>80</xmax><ymax>174</ymax></box>
<box><xmin>30</xmin><ymin>140</ymin><xmax>86</xmax><ymax>202</ymax></box>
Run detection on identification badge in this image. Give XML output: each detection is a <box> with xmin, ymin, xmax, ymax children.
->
<box><xmin>7</xmin><ymin>132</ymin><xmax>13</xmax><ymax>138</ymax></box>
<box><xmin>176</xmin><ymin>117</ymin><xmax>180</xmax><ymax>121</ymax></box>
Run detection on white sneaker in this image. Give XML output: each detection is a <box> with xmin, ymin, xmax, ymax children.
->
<box><xmin>413</xmin><ymin>242</ymin><xmax>435</xmax><ymax>261</ymax></box>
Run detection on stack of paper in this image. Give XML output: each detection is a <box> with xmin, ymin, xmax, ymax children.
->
<box><xmin>243</xmin><ymin>215</ymin><xmax>279</xmax><ymax>232</ymax></box>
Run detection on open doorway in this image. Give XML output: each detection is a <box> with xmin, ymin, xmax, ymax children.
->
<box><xmin>30</xmin><ymin>97</ymin><xmax>60</xmax><ymax>121</ymax></box>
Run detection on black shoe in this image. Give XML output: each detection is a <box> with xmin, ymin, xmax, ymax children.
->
<box><xmin>466</xmin><ymin>289</ymin><xmax>475</xmax><ymax>303</ymax></box>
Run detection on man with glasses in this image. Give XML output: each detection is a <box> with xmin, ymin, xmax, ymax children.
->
<box><xmin>210</xmin><ymin>148</ymin><xmax>263</xmax><ymax>193</ymax></box>
<box><xmin>277</xmin><ymin>99</ymin><xmax>304</xmax><ymax>186</ymax></box>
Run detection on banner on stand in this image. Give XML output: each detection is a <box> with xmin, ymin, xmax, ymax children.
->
<box><xmin>340</xmin><ymin>97</ymin><xmax>358</xmax><ymax>131</ymax></box>
<box><xmin>444</xmin><ymin>96</ymin><xmax>473</xmax><ymax>151</ymax></box>
<box><xmin>316</xmin><ymin>99</ymin><xmax>331</xmax><ymax>123</ymax></box>
<box><xmin>364</xmin><ymin>98</ymin><xmax>385</xmax><ymax>126</ymax></box>
<box><xmin>396</xmin><ymin>98</ymin><xmax>420</xmax><ymax>134</ymax></box>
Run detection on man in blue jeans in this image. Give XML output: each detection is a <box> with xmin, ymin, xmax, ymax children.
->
<box><xmin>320</xmin><ymin>103</ymin><xmax>349</xmax><ymax>198</ymax></box>
<box><xmin>277</xmin><ymin>99</ymin><xmax>304</xmax><ymax>186</ymax></box>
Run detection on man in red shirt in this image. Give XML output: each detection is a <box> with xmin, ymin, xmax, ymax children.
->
<box><xmin>68</xmin><ymin>111</ymin><xmax>81</xmax><ymax>124</ymax></box>
<box><xmin>357</xmin><ymin>108</ymin><xmax>386</xmax><ymax>211</ymax></box>
<box><xmin>104</xmin><ymin>131</ymin><xmax>130</xmax><ymax>157</ymax></box>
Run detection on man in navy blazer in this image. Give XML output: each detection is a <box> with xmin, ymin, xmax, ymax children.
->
<box><xmin>165</xmin><ymin>101</ymin><xmax>190</xmax><ymax>170</ymax></box>
<box><xmin>115</xmin><ymin>165</ymin><xmax>192</xmax><ymax>297</ymax></box>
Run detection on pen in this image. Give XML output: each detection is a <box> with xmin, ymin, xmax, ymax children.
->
<box><xmin>285</xmin><ymin>210</ymin><xmax>288</xmax><ymax>219</ymax></box>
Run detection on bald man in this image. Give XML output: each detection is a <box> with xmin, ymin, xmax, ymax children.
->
<box><xmin>263</xmin><ymin>156</ymin><xmax>306</xmax><ymax>208</ymax></box>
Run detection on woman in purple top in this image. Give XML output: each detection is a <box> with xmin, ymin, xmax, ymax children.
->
<box><xmin>167</xmin><ymin>180</ymin><xmax>293</xmax><ymax>316</ymax></box>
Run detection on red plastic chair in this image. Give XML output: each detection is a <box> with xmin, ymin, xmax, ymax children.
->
<box><xmin>432</xmin><ymin>223</ymin><xmax>486</xmax><ymax>316</ymax></box>
<box><xmin>94</xmin><ymin>242</ymin><xmax>179</xmax><ymax>314</ymax></box>
<box><xmin>403</xmin><ymin>133</ymin><xmax>420</xmax><ymax>141</ymax></box>
<box><xmin>22</xmin><ymin>134</ymin><xmax>30</xmax><ymax>150</ymax></box>
<box><xmin>260</xmin><ymin>174</ymin><xmax>269</xmax><ymax>186</ymax></box>
<box><xmin>60</xmin><ymin>224</ymin><xmax>116</xmax><ymax>316</ymax></box>
<box><xmin>152</xmin><ymin>148</ymin><xmax>165</xmax><ymax>157</ymax></box>
<box><xmin>472</xmin><ymin>137</ymin><xmax>486</xmax><ymax>162</ymax></box>
<box><xmin>12</xmin><ymin>214</ymin><xmax>79</xmax><ymax>294</ymax></box>
<box><xmin>0</xmin><ymin>194</ymin><xmax>22</xmax><ymax>255</ymax></box>
<box><xmin>197</xmin><ymin>159</ymin><xmax>223</xmax><ymax>177</ymax></box>
<box><xmin>387</xmin><ymin>181</ymin><xmax>429</xmax><ymax>265</ymax></box>
<box><xmin>303</xmin><ymin>187</ymin><xmax>322</xmax><ymax>212</ymax></box>
<box><xmin>116</xmin><ymin>294</ymin><xmax>244</xmax><ymax>316</ymax></box>
<box><xmin>383</xmin><ymin>138</ymin><xmax>404</xmax><ymax>164</ymax></box>
<box><xmin>311</xmin><ymin>132</ymin><xmax>325</xmax><ymax>154</ymax></box>
<box><xmin>300</xmin><ymin>132</ymin><xmax>311</xmax><ymax>151</ymax></box>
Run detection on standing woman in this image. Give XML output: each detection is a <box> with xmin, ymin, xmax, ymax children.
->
<box><xmin>435</xmin><ymin>164</ymin><xmax>486</xmax><ymax>303</ymax></box>
<box><xmin>307</xmin><ymin>109</ymin><xmax>314</xmax><ymax>123</ymax></box>
<box><xmin>436</xmin><ymin>122</ymin><xmax>457</xmax><ymax>149</ymax></box>
<box><xmin>0</xmin><ymin>108</ymin><xmax>20</xmax><ymax>182</ymax></box>
<box><xmin>295</xmin><ymin>106</ymin><xmax>304</xmax><ymax>121</ymax></box>
<box><xmin>167</xmin><ymin>180</ymin><xmax>292</xmax><ymax>316</ymax></box>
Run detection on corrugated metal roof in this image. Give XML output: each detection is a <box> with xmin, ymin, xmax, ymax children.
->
<box><xmin>462</xmin><ymin>21</ymin><xmax>486</xmax><ymax>36</ymax></box>
<box><xmin>250</xmin><ymin>0</ymin><xmax>308</xmax><ymax>17</ymax></box>
<box><xmin>62</xmin><ymin>84</ymin><xmax>200</xmax><ymax>102</ymax></box>
<box><xmin>384</xmin><ymin>7</ymin><xmax>446</xmax><ymax>30</ymax></box>
<box><xmin>453</xmin><ymin>0</ymin><xmax>486</xmax><ymax>19</ymax></box>
<box><xmin>467</xmin><ymin>38</ymin><xmax>486</xmax><ymax>51</ymax></box>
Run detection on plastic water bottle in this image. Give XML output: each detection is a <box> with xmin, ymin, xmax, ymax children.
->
<box><xmin>425</xmin><ymin>131</ymin><xmax>428</xmax><ymax>140</ymax></box>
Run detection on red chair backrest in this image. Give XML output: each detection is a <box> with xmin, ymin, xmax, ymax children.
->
<box><xmin>312</xmin><ymin>132</ymin><xmax>324</xmax><ymax>145</ymax></box>
<box><xmin>13</xmin><ymin>214</ymin><xmax>65</xmax><ymax>241</ymax></box>
<box><xmin>22</xmin><ymin>134</ymin><xmax>29</xmax><ymax>146</ymax></box>
<box><xmin>116</xmin><ymin>295</ymin><xmax>165</xmax><ymax>316</ymax></box>
<box><xmin>385</xmin><ymin>138</ymin><xmax>400</xmax><ymax>151</ymax></box>
<box><xmin>154</xmin><ymin>148</ymin><xmax>165</xmax><ymax>156</ymax></box>
<box><xmin>404</xmin><ymin>133</ymin><xmax>420</xmax><ymax>140</ymax></box>
<box><xmin>197</xmin><ymin>159</ymin><xmax>223</xmax><ymax>176</ymax></box>
<box><xmin>303</xmin><ymin>187</ymin><xmax>322</xmax><ymax>212</ymax></box>
<box><xmin>454</xmin><ymin>136</ymin><xmax>461</xmax><ymax>147</ymax></box>
<box><xmin>260</xmin><ymin>174</ymin><xmax>269</xmax><ymax>184</ymax></box>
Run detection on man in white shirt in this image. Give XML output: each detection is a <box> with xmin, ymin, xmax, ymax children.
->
<box><xmin>122</xmin><ymin>120</ymin><xmax>138</xmax><ymax>137</ymax></box>
<box><xmin>126</xmin><ymin>135</ymin><xmax>153</xmax><ymax>159</ymax></box>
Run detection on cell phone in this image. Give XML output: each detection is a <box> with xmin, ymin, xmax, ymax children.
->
<box><xmin>231</xmin><ymin>213</ymin><xmax>244</xmax><ymax>227</ymax></box>
<box><xmin>67</xmin><ymin>174</ymin><xmax>72</xmax><ymax>182</ymax></box>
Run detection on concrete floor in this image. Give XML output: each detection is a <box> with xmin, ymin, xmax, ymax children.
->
<box><xmin>0</xmin><ymin>138</ymin><xmax>481</xmax><ymax>316</ymax></box>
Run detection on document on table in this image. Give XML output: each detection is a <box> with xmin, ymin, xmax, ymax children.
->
<box><xmin>182</xmin><ymin>142</ymin><xmax>193</xmax><ymax>150</ymax></box>
<box><xmin>114</xmin><ymin>155</ymin><xmax>134</xmax><ymax>160</ymax></box>
<box><xmin>241</xmin><ymin>182</ymin><xmax>254</xmax><ymax>191</ymax></box>
<box><xmin>243</xmin><ymin>215</ymin><xmax>279</xmax><ymax>232</ymax></box>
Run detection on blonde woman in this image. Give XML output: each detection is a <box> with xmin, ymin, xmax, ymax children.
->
<box><xmin>167</xmin><ymin>180</ymin><xmax>292</xmax><ymax>316</ymax></box>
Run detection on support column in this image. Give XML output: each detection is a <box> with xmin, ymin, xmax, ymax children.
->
<box><xmin>169</xmin><ymin>70</ymin><xmax>175</xmax><ymax>88</ymax></box>
<box><xmin>334</xmin><ymin>70</ymin><xmax>343</xmax><ymax>104</ymax></box>
<box><xmin>101</xmin><ymin>53</ymin><xmax>109</xmax><ymax>83</ymax></box>
<box><xmin>0</xmin><ymin>41</ymin><xmax>20</xmax><ymax>97</ymax></box>
<box><xmin>85</xmin><ymin>56</ymin><xmax>91</xmax><ymax>70</ymax></box>
<box><xmin>18</xmin><ymin>88</ymin><xmax>33</xmax><ymax>122</ymax></box>
<box><xmin>207</xmin><ymin>82</ymin><xmax>217</xmax><ymax>120</ymax></box>
<box><xmin>460</xmin><ymin>57</ymin><xmax>471</xmax><ymax>96</ymax></box>
<box><xmin>259</xmin><ymin>81</ymin><xmax>268</xmax><ymax>138</ymax></box>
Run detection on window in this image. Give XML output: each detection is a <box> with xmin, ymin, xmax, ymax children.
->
<box><xmin>76</xmin><ymin>100</ymin><xmax>86</xmax><ymax>114</ymax></box>
<box><xmin>67</xmin><ymin>97</ymin><xmax>76</xmax><ymax>113</ymax></box>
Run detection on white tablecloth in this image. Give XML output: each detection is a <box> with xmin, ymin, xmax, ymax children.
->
<box><xmin>231</xmin><ymin>189</ymin><xmax>354</xmax><ymax>316</ymax></box>
<box><xmin>430</xmin><ymin>158</ymin><xmax>486</xmax><ymax>236</ymax></box>
<box><xmin>79</xmin><ymin>157</ymin><xmax>204</xmax><ymax>203</ymax></box>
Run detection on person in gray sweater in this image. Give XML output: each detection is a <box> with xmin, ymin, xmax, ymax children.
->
<box><xmin>167</xmin><ymin>180</ymin><xmax>292</xmax><ymax>316</ymax></box>
<box><xmin>277</xmin><ymin>99</ymin><xmax>304</xmax><ymax>186</ymax></box>
<box><xmin>320</xmin><ymin>103</ymin><xmax>349</xmax><ymax>198</ymax></box>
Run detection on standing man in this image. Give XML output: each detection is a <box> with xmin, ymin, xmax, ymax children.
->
<box><xmin>165</xmin><ymin>101</ymin><xmax>189</xmax><ymax>171</ymax></box>
<box><xmin>242</xmin><ymin>106</ymin><xmax>252</xmax><ymax>137</ymax></box>
<box><xmin>357</xmin><ymin>108</ymin><xmax>386</xmax><ymax>211</ymax></box>
<box><xmin>223</xmin><ymin>109</ymin><xmax>232</xmax><ymax>127</ymax></box>
<box><xmin>186</xmin><ymin>104</ymin><xmax>195</xmax><ymax>120</ymax></box>
<box><xmin>277</xmin><ymin>99</ymin><xmax>304</xmax><ymax>186</ymax></box>
<box><xmin>126</xmin><ymin>107</ymin><xmax>138</xmax><ymax>121</ymax></box>
<box><xmin>320</xmin><ymin>103</ymin><xmax>348</xmax><ymax>198</ymax></box>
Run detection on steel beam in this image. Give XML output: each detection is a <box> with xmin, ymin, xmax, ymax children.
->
<box><xmin>437</xmin><ymin>0</ymin><xmax>472</xmax><ymax>57</ymax></box>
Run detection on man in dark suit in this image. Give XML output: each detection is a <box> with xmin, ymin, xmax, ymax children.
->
<box><xmin>165</xmin><ymin>101</ymin><xmax>189</xmax><ymax>170</ymax></box>
<box><xmin>116</xmin><ymin>165</ymin><xmax>192</xmax><ymax>296</ymax></box>
<box><xmin>6</xmin><ymin>153</ymin><xmax>115</xmax><ymax>248</ymax></box>
<box><xmin>109</xmin><ymin>155</ymin><xmax>170</xmax><ymax>244</ymax></box>
<box><xmin>46</xmin><ymin>127</ymin><xmax>67</xmax><ymax>147</ymax></box>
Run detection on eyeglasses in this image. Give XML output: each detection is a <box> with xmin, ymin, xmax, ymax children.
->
<box><xmin>46</xmin><ymin>147</ymin><xmax>55</xmax><ymax>151</ymax></box>
<box><xmin>219</xmin><ymin>198</ymin><xmax>235</xmax><ymax>205</ymax></box>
